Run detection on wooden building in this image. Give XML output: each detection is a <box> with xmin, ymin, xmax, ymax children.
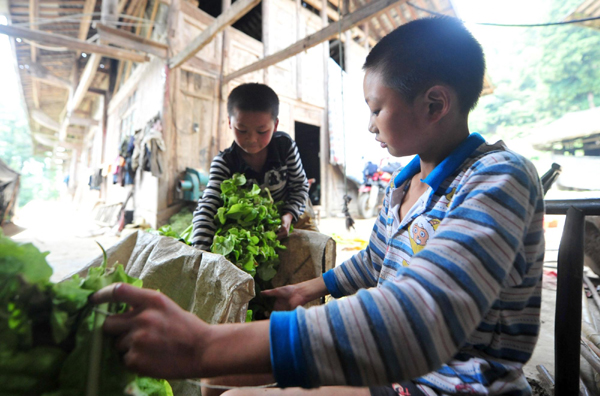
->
<box><xmin>2</xmin><ymin>0</ymin><xmax>472</xmax><ymax>227</ymax></box>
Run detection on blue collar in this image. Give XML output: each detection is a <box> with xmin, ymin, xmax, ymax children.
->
<box><xmin>393</xmin><ymin>133</ymin><xmax>485</xmax><ymax>192</ymax></box>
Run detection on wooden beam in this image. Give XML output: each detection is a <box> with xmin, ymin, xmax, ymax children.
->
<box><xmin>89</xmin><ymin>87</ymin><xmax>108</xmax><ymax>95</ymax></box>
<box><xmin>224</xmin><ymin>0</ymin><xmax>405</xmax><ymax>83</ymax></box>
<box><xmin>169</xmin><ymin>0</ymin><xmax>261</xmax><ymax>69</ymax></box>
<box><xmin>70</xmin><ymin>116</ymin><xmax>100</xmax><ymax>126</ymax></box>
<box><xmin>395</xmin><ymin>4</ymin><xmax>408</xmax><ymax>24</ymax></box>
<box><xmin>60</xmin><ymin>53</ymin><xmax>101</xmax><ymax>140</ymax></box>
<box><xmin>349</xmin><ymin>0</ymin><xmax>380</xmax><ymax>43</ymax></box>
<box><xmin>303</xmin><ymin>0</ymin><xmax>374</xmax><ymax>45</ymax></box>
<box><xmin>33</xmin><ymin>132</ymin><xmax>82</xmax><ymax>149</ymax></box>
<box><xmin>0</xmin><ymin>24</ymin><xmax>150</xmax><ymax>62</ymax></box>
<box><xmin>122</xmin><ymin>0</ymin><xmax>142</xmax><ymax>24</ymax></box>
<box><xmin>96</xmin><ymin>23</ymin><xmax>167</xmax><ymax>58</ymax></box>
<box><xmin>117</xmin><ymin>0</ymin><xmax>128</xmax><ymax>14</ymax></box>
<box><xmin>125</xmin><ymin>0</ymin><xmax>148</xmax><ymax>80</ymax></box>
<box><xmin>405</xmin><ymin>1</ymin><xmax>419</xmax><ymax>19</ymax></box>
<box><xmin>28</xmin><ymin>62</ymin><xmax>72</xmax><ymax>90</ymax></box>
<box><xmin>145</xmin><ymin>0</ymin><xmax>160</xmax><ymax>39</ymax></box>
<box><xmin>32</xmin><ymin>109</ymin><xmax>60</xmax><ymax>131</ymax></box>
<box><xmin>77</xmin><ymin>0</ymin><xmax>97</xmax><ymax>41</ymax></box>
<box><xmin>67</xmin><ymin>54</ymin><xmax>101</xmax><ymax>116</ymax></box>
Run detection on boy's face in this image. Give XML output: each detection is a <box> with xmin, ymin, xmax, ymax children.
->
<box><xmin>229</xmin><ymin>109</ymin><xmax>278</xmax><ymax>156</ymax></box>
<box><xmin>363</xmin><ymin>70</ymin><xmax>430</xmax><ymax>158</ymax></box>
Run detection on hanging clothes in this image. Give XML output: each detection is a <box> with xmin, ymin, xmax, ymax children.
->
<box><xmin>140</xmin><ymin>116</ymin><xmax>165</xmax><ymax>178</ymax></box>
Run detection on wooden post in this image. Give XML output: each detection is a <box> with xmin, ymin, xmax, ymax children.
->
<box><xmin>262</xmin><ymin>0</ymin><xmax>270</xmax><ymax>84</ymax></box>
<box><xmin>295</xmin><ymin>0</ymin><xmax>302</xmax><ymax>100</ymax></box>
<box><xmin>216</xmin><ymin>0</ymin><xmax>231</xmax><ymax>154</ymax></box>
<box><xmin>321</xmin><ymin>0</ymin><xmax>330</xmax><ymax>217</ymax></box>
<box><xmin>343</xmin><ymin>0</ymin><xmax>350</xmax><ymax>70</ymax></box>
<box><xmin>164</xmin><ymin>0</ymin><xmax>180</xmax><ymax>208</ymax></box>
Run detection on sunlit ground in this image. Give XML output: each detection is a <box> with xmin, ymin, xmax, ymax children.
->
<box><xmin>9</xmin><ymin>199</ymin><xmax>122</xmax><ymax>282</ymax></box>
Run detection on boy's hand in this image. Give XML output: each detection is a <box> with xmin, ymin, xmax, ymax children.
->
<box><xmin>276</xmin><ymin>213</ymin><xmax>294</xmax><ymax>240</ymax></box>
<box><xmin>91</xmin><ymin>283</ymin><xmax>208</xmax><ymax>379</ymax></box>
<box><xmin>262</xmin><ymin>277</ymin><xmax>329</xmax><ymax>311</ymax></box>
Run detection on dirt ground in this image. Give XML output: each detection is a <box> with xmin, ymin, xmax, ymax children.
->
<box><xmin>5</xmin><ymin>200</ymin><xmax>125</xmax><ymax>281</ymax></box>
<box><xmin>4</xmin><ymin>200</ymin><xmax>584</xmax><ymax>393</ymax></box>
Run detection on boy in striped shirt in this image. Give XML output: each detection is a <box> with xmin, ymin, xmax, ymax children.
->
<box><xmin>93</xmin><ymin>16</ymin><xmax>545</xmax><ymax>396</ymax></box>
<box><xmin>191</xmin><ymin>83</ymin><xmax>310</xmax><ymax>251</ymax></box>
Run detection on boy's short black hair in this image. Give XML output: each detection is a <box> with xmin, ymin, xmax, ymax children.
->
<box><xmin>363</xmin><ymin>17</ymin><xmax>485</xmax><ymax>114</ymax></box>
<box><xmin>227</xmin><ymin>83</ymin><xmax>279</xmax><ymax>119</ymax></box>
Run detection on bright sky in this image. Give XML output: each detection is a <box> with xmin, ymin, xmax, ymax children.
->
<box><xmin>451</xmin><ymin>0</ymin><xmax>565</xmax><ymax>45</ymax></box>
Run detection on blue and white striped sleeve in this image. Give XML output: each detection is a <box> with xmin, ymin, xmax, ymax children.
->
<box><xmin>322</xmin><ymin>185</ymin><xmax>392</xmax><ymax>297</ymax></box>
<box><xmin>281</xmin><ymin>141</ymin><xmax>309</xmax><ymax>222</ymax></box>
<box><xmin>270</xmin><ymin>153</ymin><xmax>544</xmax><ymax>388</ymax></box>
<box><xmin>191</xmin><ymin>156</ymin><xmax>231</xmax><ymax>251</ymax></box>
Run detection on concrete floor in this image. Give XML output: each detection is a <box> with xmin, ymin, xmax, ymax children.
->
<box><xmin>5</xmin><ymin>201</ymin><xmax>583</xmax><ymax>392</ymax></box>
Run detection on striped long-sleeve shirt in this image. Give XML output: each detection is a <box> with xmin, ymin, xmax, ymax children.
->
<box><xmin>270</xmin><ymin>133</ymin><xmax>545</xmax><ymax>395</ymax></box>
<box><xmin>192</xmin><ymin>132</ymin><xmax>309</xmax><ymax>251</ymax></box>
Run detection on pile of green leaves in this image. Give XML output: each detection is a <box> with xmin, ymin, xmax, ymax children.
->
<box><xmin>210</xmin><ymin>174</ymin><xmax>290</xmax><ymax>321</ymax></box>
<box><xmin>210</xmin><ymin>173</ymin><xmax>287</xmax><ymax>282</ymax></box>
<box><xmin>0</xmin><ymin>231</ymin><xmax>172</xmax><ymax>396</ymax></box>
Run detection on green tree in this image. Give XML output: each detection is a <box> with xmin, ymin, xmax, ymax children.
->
<box><xmin>0</xmin><ymin>109</ymin><xmax>60</xmax><ymax>207</ymax></box>
<box><xmin>468</xmin><ymin>0</ymin><xmax>600</xmax><ymax>140</ymax></box>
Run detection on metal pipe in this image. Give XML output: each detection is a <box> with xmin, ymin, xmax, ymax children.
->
<box><xmin>555</xmin><ymin>207</ymin><xmax>585</xmax><ymax>396</ymax></box>
<box><xmin>545</xmin><ymin>199</ymin><xmax>600</xmax><ymax>215</ymax></box>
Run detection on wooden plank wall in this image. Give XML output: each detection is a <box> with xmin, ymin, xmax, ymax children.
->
<box><xmin>173</xmin><ymin>0</ymin><xmax>326</xmax><ymax>168</ymax></box>
<box><xmin>98</xmin><ymin>0</ymin><xmax>336</xmax><ymax>225</ymax></box>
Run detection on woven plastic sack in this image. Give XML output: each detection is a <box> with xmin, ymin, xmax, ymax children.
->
<box><xmin>67</xmin><ymin>230</ymin><xmax>255</xmax><ymax>324</ymax></box>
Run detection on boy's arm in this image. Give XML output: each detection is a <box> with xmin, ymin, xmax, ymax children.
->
<box><xmin>92</xmin><ymin>156</ymin><xmax>543</xmax><ymax>387</ymax></box>
<box><xmin>281</xmin><ymin>141</ymin><xmax>309</xmax><ymax>221</ymax></box>
<box><xmin>322</xmin><ymin>185</ymin><xmax>392</xmax><ymax>297</ymax></box>
<box><xmin>191</xmin><ymin>156</ymin><xmax>231</xmax><ymax>250</ymax></box>
<box><xmin>270</xmin><ymin>154</ymin><xmax>546</xmax><ymax>388</ymax></box>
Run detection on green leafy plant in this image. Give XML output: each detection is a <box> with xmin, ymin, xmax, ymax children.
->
<box><xmin>147</xmin><ymin>224</ymin><xmax>193</xmax><ymax>246</ymax></box>
<box><xmin>211</xmin><ymin>173</ymin><xmax>291</xmax><ymax>320</ymax></box>
<box><xmin>0</xmin><ymin>231</ymin><xmax>173</xmax><ymax>396</ymax></box>
<box><xmin>210</xmin><ymin>173</ymin><xmax>287</xmax><ymax>282</ymax></box>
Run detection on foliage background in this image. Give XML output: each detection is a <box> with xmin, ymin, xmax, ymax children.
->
<box><xmin>464</xmin><ymin>0</ymin><xmax>600</xmax><ymax>144</ymax></box>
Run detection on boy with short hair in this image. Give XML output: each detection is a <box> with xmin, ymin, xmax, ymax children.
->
<box><xmin>191</xmin><ymin>83</ymin><xmax>310</xmax><ymax>250</ymax></box>
<box><xmin>93</xmin><ymin>17</ymin><xmax>545</xmax><ymax>396</ymax></box>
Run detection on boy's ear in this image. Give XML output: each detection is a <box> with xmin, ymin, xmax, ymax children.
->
<box><xmin>424</xmin><ymin>85</ymin><xmax>452</xmax><ymax>123</ymax></box>
<box><xmin>273</xmin><ymin>118</ymin><xmax>279</xmax><ymax>131</ymax></box>
<box><xmin>228</xmin><ymin>117</ymin><xmax>232</xmax><ymax>129</ymax></box>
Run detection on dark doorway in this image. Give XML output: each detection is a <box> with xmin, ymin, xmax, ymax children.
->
<box><xmin>294</xmin><ymin>121</ymin><xmax>321</xmax><ymax>206</ymax></box>
<box><xmin>198</xmin><ymin>0</ymin><xmax>262</xmax><ymax>42</ymax></box>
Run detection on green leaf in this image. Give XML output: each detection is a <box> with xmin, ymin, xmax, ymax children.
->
<box><xmin>233</xmin><ymin>173</ymin><xmax>247</xmax><ymax>186</ymax></box>
<box><xmin>0</xmin><ymin>234</ymin><xmax>52</xmax><ymax>284</ymax></box>
<box><xmin>126</xmin><ymin>377</ymin><xmax>174</xmax><ymax>396</ymax></box>
<box><xmin>257</xmin><ymin>264</ymin><xmax>277</xmax><ymax>282</ymax></box>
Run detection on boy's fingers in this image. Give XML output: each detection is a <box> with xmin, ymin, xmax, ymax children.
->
<box><xmin>91</xmin><ymin>283</ymin><xmax>155</xmax><ymax>307</ymax></box>
<box><xmin>103</xmin><ymin>314</ymin><xmax>135</xmax><ymax>335</ymax></box>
